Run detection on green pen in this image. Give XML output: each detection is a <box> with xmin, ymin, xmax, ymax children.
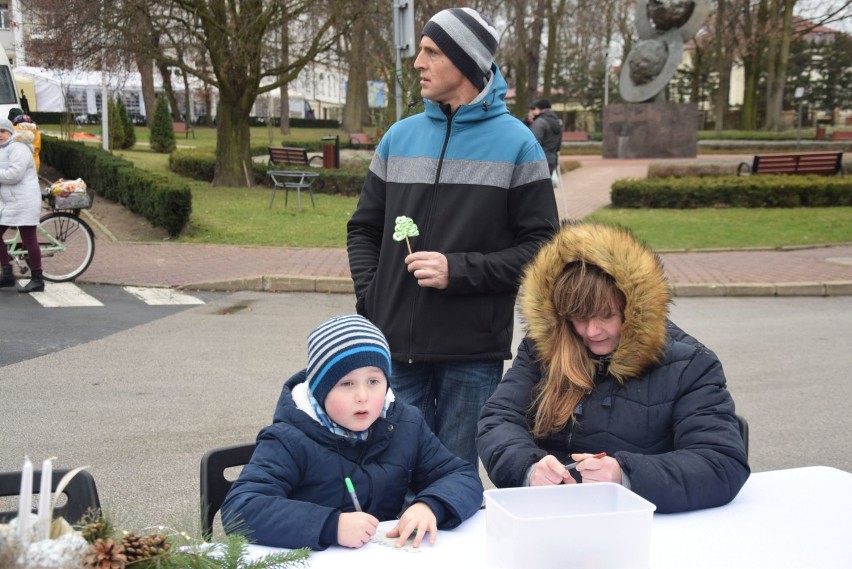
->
<box><xmin>344</xmin><ymin>477</ymin><xmax>362</xmax><ymax>512</ymax></box>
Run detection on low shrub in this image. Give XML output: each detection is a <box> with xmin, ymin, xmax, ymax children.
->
<box><xmin>611</xmin><ymin>174</ymin><xmax>852</xmax><ymax>208</ymax></box>
<box><xmin>169</xmin><ymin>149</ymin><xmax>368</xmax><ymax>196</ymax></box>
<box><xmin>648</xmin><ymin>159</ymin><xmax>740</xmax><ymax>178</ymax></box>
<box><xmin>41</xmin><ymin>136</ymin><xmax>192</xmax><ymax>236</ymax></box>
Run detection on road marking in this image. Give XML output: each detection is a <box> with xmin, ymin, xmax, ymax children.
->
<box><xmin>29</xmin><ymin>282</ymin><xmax>104</xmax><ymax>307</ymax></box>
<box><xmin>122</xmin><ymin>286</ymin><xmax>205</xmax><ymax>305</ymax></box>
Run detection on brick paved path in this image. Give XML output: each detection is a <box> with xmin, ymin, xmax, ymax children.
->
<box><xmin>78</xmin><ymin>155</ymin><xmax>852</xmax><ymax>295</ymax></box>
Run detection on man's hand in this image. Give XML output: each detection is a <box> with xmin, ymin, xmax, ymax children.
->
<box><xmin>386</xmin><ymin>502</ymin><xmax>437</xmax><ymax>548</ymax></box>
<box><xmin>337</xmin><ymin>512</ymin><xmax>379</xmax><ymax>548</ymax></box>
<box><xmin>528</xmin><ymin>455</ymin><xmax>576</xmax><ymax>486</ymax></box>
<box><xmin>405</xmin><ymin>251</ymin><xmax>449</xmax><ymax>290</ymax></box>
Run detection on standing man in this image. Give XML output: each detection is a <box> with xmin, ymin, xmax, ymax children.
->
<box><xmin>347</xmin><ymin>7</ymin><xmax>559</xmax><ymax>466</ymax></box>
<box><xmin>529</xmin><ymin>99</ymin><xmax>563</xmax><ymax>175</ymax></box>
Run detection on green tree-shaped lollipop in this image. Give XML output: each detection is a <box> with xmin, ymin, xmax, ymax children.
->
<box><xmin>393</xmin><ymin>215</ymin><xmax>420</xmax><ymax>255</ymax></box>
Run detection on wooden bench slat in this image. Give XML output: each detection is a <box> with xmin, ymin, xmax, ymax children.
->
<box><xmin>348</xmin><ymin>133</ymin><xmax>374</xmax><ymax>148</ymax></box>
<box><xmin>561</xmin><ymin>131</ymin><xmax>589</xmax><ymax>142</ymax></box>
<box><xmin>172</xmin><ymin>122</ymin><xmax>195</xmax><ymax>139</ymax></box>
<box><xmin>268</xmin><ymin>146</ymin><xmax>323</xmax><ymax>167</ymax></box>
<box><xmin>740</xmin><ymin>151</ymin><xmax>843</xmax><ymax>176</ymax></box>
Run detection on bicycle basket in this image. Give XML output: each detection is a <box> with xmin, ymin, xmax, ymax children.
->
<box><xmin>48</xmin><ymin>178</ymin><xmax>94</xmax><ymax>210</ymax></box>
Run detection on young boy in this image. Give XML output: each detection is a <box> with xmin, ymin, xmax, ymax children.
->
<box><xmin>221</xmin><ymin>315</ymin><xmax>484</xmax><ymax>551</ymax></box>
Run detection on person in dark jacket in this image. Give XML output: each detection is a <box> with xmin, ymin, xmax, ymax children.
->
<box><xmin>346</xmin><ymin>7</ymin><xmax>559</xmax><ymax>467</ymax></box>
<box><xmin>476</xmin><ymin>222</ymin><xmax>750</xmax><ymax>513</ymax></box>
<box><xmin>221</xmin><ymin>315</ymin><xmax>483</xmax><ymax>551</ymax></box>
<box><xmin>529</xmin><ymin>98</ymin><xmax>563</xmax><ymax>174</ymax></box>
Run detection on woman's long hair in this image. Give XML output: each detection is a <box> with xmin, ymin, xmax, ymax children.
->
<box><xmin>531</xmin><ymin>261</ymin><xmax>626</xmax><ymax>439</ymax></box>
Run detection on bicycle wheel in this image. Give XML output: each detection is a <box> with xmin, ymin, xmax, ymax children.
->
<box><xmin>38</xmin><ymin>212</ymin><xmax>96</xmax><ymax>282</ymax></box>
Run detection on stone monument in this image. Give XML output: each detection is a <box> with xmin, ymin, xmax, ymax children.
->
<box><xmin>602</xmin><ymin>0</ymin><xmax>711</xmax><ymax>158</ymax></box>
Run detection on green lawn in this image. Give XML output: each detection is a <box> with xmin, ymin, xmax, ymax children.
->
<box><xmin>66</xmin><ymin>127</ymin><xmax>852</xmax><ymax>250</ymax></box>
<box><xmin>587</xmin><ymin>207</ymin><xmax>852</xmax><ymax>250</ymax></box>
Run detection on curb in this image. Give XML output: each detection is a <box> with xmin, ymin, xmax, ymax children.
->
<box><xmin>174</xmin><ymin>276</ymin><xmax>852</xmax><ymax>297</ymax></box>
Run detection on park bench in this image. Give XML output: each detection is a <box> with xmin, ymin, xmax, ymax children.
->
<box><xmin>267</xmin><ymin>146</ymin><xmax>323</xmax><ymax>167</ymax></box>
<box><xmin>172</xmin><ymin>121</ymin><xmax>195</xmax><ymax>139</ymax></box>
<box><xmin>561</xmin><ymin>131</ymin><xmax>590</xmax><ymax>142</ymax></box>
<box><xmin>830</xmin><ymin>130</ymin><xmax>852</xmax><ymax>141</ymax></box>
<box><xmin>267</xmin><ymin>146</ymin><xmax>323</xmax><ymax>210</ymax></box>
<box><xmin>737</xmin><ymin>151</ymin><xmax>844</xmax><ymax>176</ymax></box>
<box><xmin>348</xmin><ymin>132</ymin><xmax>375</xmax><ymax>149</ymax></box>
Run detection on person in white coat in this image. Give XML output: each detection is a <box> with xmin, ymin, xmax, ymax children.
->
<box><xmin>0</xmin><ymin>118</ymin><xmax>44</xmax><ymax>293</ymax></box>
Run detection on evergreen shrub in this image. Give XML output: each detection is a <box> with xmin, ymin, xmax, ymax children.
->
<box><xmin>611</xmin><ymin>175</ymin><xmax>852</xmax><ymax>209</ymax></box>
<box><xmin>150</xmin><ymin>95</ymin><xmax>176</xmax><ymax>153</ymax></box>
<box><xmin>41</xmin><ymin>135</ymin><xmax>192</xmax><ymax>236</ymax></box>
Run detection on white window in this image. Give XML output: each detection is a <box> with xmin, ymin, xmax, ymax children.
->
<box><xmin>0</xmin><ymin>4</ymin><xmax>9</xmax><ymax>30</ymax></box>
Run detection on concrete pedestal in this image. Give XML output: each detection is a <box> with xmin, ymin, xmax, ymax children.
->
<box><xmin>602</xmin><ymin>102</ymin><xmax>699</xmax><ymax>158</ymax></box>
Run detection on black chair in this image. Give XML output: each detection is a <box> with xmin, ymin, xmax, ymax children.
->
<box><xmin>200</xmin><ymin>442</ymin><xmax>257</xmax><ymax>538</ymax></box>
<box><xmin>736</xmin><ymin>414</ymin><xmax>750</xmax><ymax>458</ymax></box>
<box><xmin>0</xmin><ymin>468</ymin><xmax>101</xmax><ymax>524</ymax></box>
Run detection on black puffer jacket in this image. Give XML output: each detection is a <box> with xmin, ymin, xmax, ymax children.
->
<box><xmin>530</xmin><ymin>108</ymin><xmax>562</xmax><ymax>172</ymax></box>
<box><xmin>477</xmin><ymin>223</ymin><xmax>750</xmax><ymax>513</ymax></box>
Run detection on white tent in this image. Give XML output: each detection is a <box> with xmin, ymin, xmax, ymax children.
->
<box><xmin>12</xmin><ymin>66</ymin><xmax>193</xmax><ymax>117</ymax></box>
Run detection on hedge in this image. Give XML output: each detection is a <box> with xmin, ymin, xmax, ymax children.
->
<box><xmin>169</xmin><ymin>150</ymin><xmax>367</xmax><ymax>196</ymax></box>
<box><xmin>41</xmin><ymin>136</ymin><xmax>192</xmax><ymax>236</ymax></box>
<box><xmin>610</xmin><ymin>174</ymin><xmax>852</xmax><ymax>208</ymax></box>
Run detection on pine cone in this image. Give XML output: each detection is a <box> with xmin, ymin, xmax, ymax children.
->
<box><xmin>121</xmin><ymin>532</ymin><xmax>171</xmax><ymax>563</ymax></box>
<box><xmin>79</xmin><ymin>511</ymin><xmax>111</xmax><ymax>543</ymax></box>
<box><xmin>82</xmin><ymin>538</ymin><xmax>127</xmax><ymax>569</ymax></box>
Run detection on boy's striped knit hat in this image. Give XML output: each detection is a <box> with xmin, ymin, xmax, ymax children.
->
<box><xmin>306</xmin><ymin>315</ymin><xmax>392</xmax><ymax>407</ymax></box>
<box><xmin>421</xmin><ymin>7</ymin><xmax>499</xmax><ymax>92</ymax></box>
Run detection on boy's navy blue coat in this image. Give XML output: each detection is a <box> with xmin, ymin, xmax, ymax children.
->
<box><xmin>221</xmin><ymin>371</ymin><xmax>484</xmax><ymax>550</ymax></box>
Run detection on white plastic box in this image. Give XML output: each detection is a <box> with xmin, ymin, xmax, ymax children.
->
<box><xmin>484</xmin><ymin>483</ymin><xmax>656</xmax><ymax>569</ymax></box>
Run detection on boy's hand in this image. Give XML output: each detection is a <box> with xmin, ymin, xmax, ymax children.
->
<box><xmin>386</xmin><ymin>502</ymin><xmax>437</xmax><ymax>548</ymax></box>
<box><xmin>337</xmin><ymin>512</ymin><xmax>379</xmax><ymax>548</ymax></box>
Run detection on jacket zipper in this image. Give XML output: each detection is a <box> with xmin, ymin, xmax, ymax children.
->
<box><xmin>406</xmin><ymin>106</ymin><xmax>454</xmax><ymax>363</ymax></box>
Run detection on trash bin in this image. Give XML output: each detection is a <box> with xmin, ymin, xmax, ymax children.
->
<box><xmin>321</xmin><ymin>135</ymin><xmax>340</xmax><ymax>169</ymax></box>
<box><xmin>815</xmin><ymin>126</ymin><xmax>826</xmax><ymax>141</ymax></box>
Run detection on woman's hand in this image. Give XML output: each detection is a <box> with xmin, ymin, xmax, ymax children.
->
<box><xmin>386</xmin><ymin>502</ymin><xmax>437</xmax><ymax>548</ymax></box>
<box><xmin>573</xmin><ymin>453</ymin><xmax>622</xmax><ymax>484</ymax></box>
<box><xmin>529</xmin><ymin>455</ymin><xmax>576</xmax><ymax>486</ymax></box>
<box><xmin>337</xmin><ymin>511</ymin><xmax>379</xmax><ymax>548</ymax></box>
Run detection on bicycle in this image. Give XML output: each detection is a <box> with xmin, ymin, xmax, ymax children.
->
<box><xmin>3</xmin><ymin>177</ymin><xmax>96</xmax><ymax>282</ymax></box>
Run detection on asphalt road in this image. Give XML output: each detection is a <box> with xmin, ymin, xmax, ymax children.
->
<box><xmin>1</xmin><ymin>292</ymin><xmax>850</xmax><ymax>536</ymax></box>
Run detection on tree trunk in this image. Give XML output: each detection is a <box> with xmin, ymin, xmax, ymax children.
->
<box><xmin>214</xmin><ymin>94</ymin><xmax>254</xmax><ymax>187</ymax></box>
<box><xmin>343</xmin><ymin>17</ymin><xmax>367</xmax><ymax>132</ymax></box>
<box><xmin>542</xmin><ymin>0</ymin><xmax>567</xmax><ymax>98</ymax></box>
<box><xmin>280</xmin><ymin>20</ymin><xmax>291</xmax><ymax>136</ymax></box>
<box><xmin>714</xmin><ymin>0</ymin><xmax>730</xmax><ymax>135</ymax></box>
<box><xmin>157</xmin><ymin>62</ymin><xmax>182</xmax><ymax>121</ymax></box>
<box><xmin>525</xmin><ymin>0</ymin><xmax>547</xmax><ymax>106</ymax></box>
<box><xmin>770</xmin><ymin>0</ymin><xmax>796</xmax><ymax>131</ymax></box>
<box><xmin>136</xmin><ymin>55</ymin><xmax>157</xmax><ymax>127</ymax></box>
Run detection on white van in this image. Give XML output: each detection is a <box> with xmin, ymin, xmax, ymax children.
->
<box><xmin>0</xmin><ymin>49</ymin><xmax>21</xmax><ymax>120</ymax></box>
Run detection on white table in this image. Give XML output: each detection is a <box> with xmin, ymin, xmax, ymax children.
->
<box><xmin>246</xmin><ymin>466</ymin><xmax>852</xmax><ymax>568</ymax></box>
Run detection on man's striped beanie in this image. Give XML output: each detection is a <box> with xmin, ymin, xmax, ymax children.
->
<box><xmin>422</xmin><ymin>7</ymin><xmax>499</xmax><ymax>92</ymax></box>
<box><xmin>306</xmin><ymin>315</ymin><xmax>392</xmax><ymax>407</ymax></box>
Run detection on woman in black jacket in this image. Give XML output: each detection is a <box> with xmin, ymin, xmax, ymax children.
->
<box><xmin>476</xmin><ymin>222</ymin><xmax>749</xmax><ymax>513</ymax></box>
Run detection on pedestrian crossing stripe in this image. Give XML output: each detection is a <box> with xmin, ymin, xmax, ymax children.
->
<box><xmin>30</xmin><ymin>282</ymin><xmax>104</xmax><ymax>307</ymax></box>
<box><xmin>26</xmin><ymin>283</ymin><xmax>205</xmax><ymax>307</ymax></box>
<box><xmin>122</xmin><ymin>286</ymin><xmax>205</xmax><ymax>305</ymax></box>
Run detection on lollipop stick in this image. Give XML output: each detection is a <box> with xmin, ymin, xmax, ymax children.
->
<box><xmin>405</xmin><ymin>237</ymin><xmax>412</xmax><ymax>256</ymax></box>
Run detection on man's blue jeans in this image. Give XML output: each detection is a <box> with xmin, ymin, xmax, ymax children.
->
<box><xmin>390</xmin><ymin>360</ymin><xmax>503</xmax><ymax>465</ymax></box>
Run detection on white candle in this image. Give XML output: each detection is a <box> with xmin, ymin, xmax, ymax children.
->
<box><xmin>37</xmin><ymin>457</ymin><xmax>53</xmax><ymax>540</ymax></box>
<box><xmin>18</xmin><ymin>456</ymin><xmax>33</xmax><ymax>541</ymax></box>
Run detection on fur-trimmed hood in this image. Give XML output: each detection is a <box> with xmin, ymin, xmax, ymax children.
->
<box><xmin>518</xmin><ymin>223</ymin><xmax>671</xmax><ymax>380</ymax></box>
